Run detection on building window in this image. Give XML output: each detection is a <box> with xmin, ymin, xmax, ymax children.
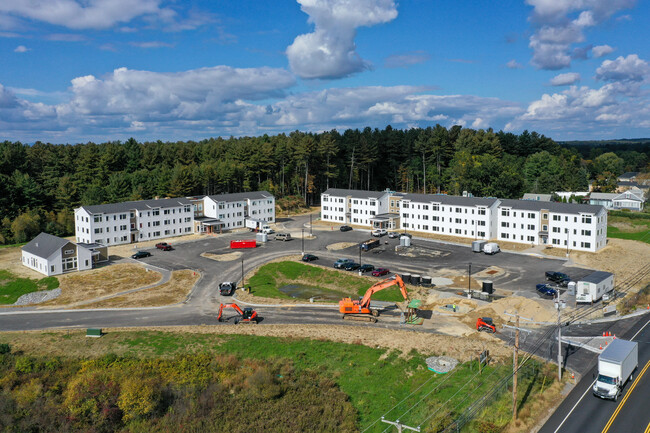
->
<box><xmin>582</xmin><ymin>216</ymin><xmax>592</xmax><ymax>224</ymax></box>
<box><xmin>542</xmin><ymin>213</ymin><xmax>548</xmax><ymax>219</ymax></box>
<box><xmin>553</xmin><ymin>215</ymin><xmax>560</xmax><ymax>221</ymax></box>
<box><xmin>501</xmin><ymin>209</ymin><xmax>510</xmax><ymax>217</ymax></box>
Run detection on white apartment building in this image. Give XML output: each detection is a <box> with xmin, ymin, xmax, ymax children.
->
<box><xmin>75</xmin><ymin>198</ymin><xmax>194</xmax><ymax>246</ymax></box>
<box><xmin>400</xmin><ymin>194</ymin><xmax>500</xmax><ymax>240</ymax></box>
<box><xmin>498</xmin><ymin>199</ymin><xmax>607</xmax><ymax>252</ymax></box>
<box><xmin>321</xmin><ymin>188</ymin><xmax>399</xmax><ymax>228</ymax></box>
<box><xmin>320</xmin><ymin>189</ymin><xmax>608</xmax><ymax>252</ymax></box>
<box><xmin>199</xmin><ymin>191</ymin><xmax>275</xmax><ymax>233</ymax></box>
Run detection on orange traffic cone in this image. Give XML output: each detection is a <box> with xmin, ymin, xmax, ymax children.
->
<box><xmin>605</xmin><ymin>341</ymin><xmax>608</xmax><ymax>346</ymax></box>
<box><xmin>599</xmin><ymin>345</ymin><xmax>603</xmax><ymax>350</ymax></box>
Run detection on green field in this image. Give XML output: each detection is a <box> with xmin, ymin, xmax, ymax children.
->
<box><xmin>248</xmin><ymin>261</ymin><xmax>407</xmax><ymax>302</ymax></box>
<box><xmin>607</xmin><ymin>213</ymin><xmax>650</xmax><ymax>244</ymax></box>
<box><xmin>0</xmin><ymin>270</ymin><xmax>59</xmax><ymax>304</ymax></box>
<box><xmin>0</xmin><ymin>331</ymin><xmax>556</xmax><ymax>432</ymax></box>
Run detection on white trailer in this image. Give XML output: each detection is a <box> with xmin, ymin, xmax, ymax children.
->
<box><xmin>245</xmin><ymin>218</ymin><xmax>264</xmax><ymax>230</ymax></box>
<box><xmin>575</xmin><ymin>271</ymin><xmax>614</xmax><ymax>303</ymax></box>
<box><xmin>593</xmin><ymin>339</ymin><xmax>638</xmax><ymax>401</ymax></box>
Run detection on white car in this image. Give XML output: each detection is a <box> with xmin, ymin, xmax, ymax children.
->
<box><xmin>372</xmin><ymin>229</ymin><xmax>388</xmax><ymax>237</ymax></box>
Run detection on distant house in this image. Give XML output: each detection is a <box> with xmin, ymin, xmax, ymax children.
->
<box><xmin>588</xmin><ymin>192</ymin><xmax>619</xmax><ymax>209</ymax></box>
<box><xmin>522</xmin><ymin>193</ymin><xmax>552</xmax><ymax>202</ymax></box>
<box><xmin>618</xmin><ymin>172</ymin><xmax>639</xmax><ymax>182</ymax></box>
<box><xmin>612</xmin><ymin>188</ymin><xmax>646</xmax><ymax>211</ymax></box>
<box><xmin>21</xmin><ymin>232</ymin><xmax>108</xmax><ymax>276</ymax></box>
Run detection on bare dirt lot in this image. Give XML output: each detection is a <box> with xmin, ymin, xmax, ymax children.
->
<box><xmin>201</xmin><ymin>251</ymin><xmax>242</xmax><ymax>261</ymax></box>
<box><xmin>79</xmin><ymin>269</ymin><xmax>199</xmax><ymax>308</ymax></box>
<box><xmin>40</xmin><ymin>263</ymin><xmax>161</xmax><ymax>307</ymax></box>
<box><xmin>0</xmin><ymin>246</ymin><xmax>43</xmax><ymax>278</ymax></box>
<box><xmin>327</xmin><ymin>242</ymin><xmax>358</xmax><ymax>251</ymax></box>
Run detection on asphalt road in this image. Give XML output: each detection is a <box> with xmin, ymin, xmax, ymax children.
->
<box><xmin>539</xmin><ymin>317</ymin><xmax>650</xmax><ymax>433</ymax></box>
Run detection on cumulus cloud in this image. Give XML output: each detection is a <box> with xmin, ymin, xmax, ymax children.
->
<box><xmin>525</xmin><ymin>0</ymin><xmax>635</xmax><ymax>70</ymax></box>
<box><xmin>129</xmin><ymin>41</ymin><xmax>174</xmax><ymax>49</ymax></box>
<box><xmin>507</xmin><ymin>60</ymin><xmax>523</xmax><ymax>69</ymax></box>
<box><xmin>550</xmin><ymin>72</ymin><xmax>581</xmax><ymax>86</ymax></box>
<box><xmin>14</xmin><ymin>45</ymin><xmax>29</xmax><ymax>52</ymax></box>
<box><xmin>592</xmin><ymin>44</ymin><xmax>614</xmax><ymax>57</ymax></box>
<box><xmin>595</xmin><ymin>54</ymin><xmax>649</xmax><ymax>82</ymax></box>
<box><xmin>508</xmin><ymin>54</ymin><xmax>650</xmax><ymax>135</ymax></box>
<box><xmin>384</xmin><ymin>51</ymin><xmax>429</xmax><ymax>68</ymax></box>
<box><xmin>286</xmin><ymin>0</ymin><xmax>398</xmax><ymax>79</ymax></box>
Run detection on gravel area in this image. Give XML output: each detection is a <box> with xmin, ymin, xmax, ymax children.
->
<box><xmin>426</xmin><ymin>356</ymin><xmax>459</xmax><ymax>373</ymax></box>
<box><xmin>15</xmin><ymin>289</ymin><xmax>62</xmax><ymax>305</ymax></box>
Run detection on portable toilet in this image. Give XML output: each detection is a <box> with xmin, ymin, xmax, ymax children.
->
<box><xmin>256</xmin><ymin>232</ymin><xmax>268</xmax><ymax>243</ymax></box>
<box><xmin>567</xmin><ymin>281</ymin><xmax>576</xmax><ymax>296</ymax></box>
<box><xmin>400</xmin><ymin>236</ymin><xmax>411</xmax><ymax>247</ymax></box>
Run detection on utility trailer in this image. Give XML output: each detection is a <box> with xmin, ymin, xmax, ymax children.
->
<box><xmin>576</xmin><ymin>271</ymin><xmax>614</xmax><ymax>303</ymax></box>
<box><xmin>472</xmin><ymin>240</ymin><xmax>486</xmax><ymax>253</ymax></box>
<box><xmin>593</xmin><ymin>339</ymin><xmax>638</xmax><ymax>401</ymax></box>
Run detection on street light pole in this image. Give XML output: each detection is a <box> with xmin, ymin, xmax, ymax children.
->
<box><xmin>557</xmin><ymin>292</ymin><xmax>562</xmax><ymax>381</ymax></box>
<box><xmin>241</xmin><ymin>258</ymin><xmax>245</xmax><ymax>290</ymax></box>
<box><xmin>301</xmin><ymin>228</ymin><xmax>304</xmax><ymax>255</ymax></box>
<box><xmin>468</xmin><ymin>262</ymin><xmax>472</xmax><ymax>299</ymax></box>
<box><xmin>310</xmin><ymin>213</ymin><xmax>312</xmax><ymax>236</ymax></box>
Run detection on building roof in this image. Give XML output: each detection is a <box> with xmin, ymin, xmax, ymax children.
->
<box><xmin>499</xmin><ymin>198</ymin><xmax>604</xmax><ymax>215</ymax></box>
<box><xmin>22</xmin><ymin>232</ymin><xmax>71</xmax><ymax>258</ymax></box>
<box><xmin>589</xmin><ymin>193</ymin><xmax>618</xmax><ymax>200</ymax></box>
<box><xmin>322</xmin><ymin>188</ymin><xmax>388</xmax><ymax>199</ymax></box>
<box><xmin>79</xmin><ymin>197</ymin><xmax>193</xmax><ymax>215</ymax></box>
<box><xmin>618</xmin><ymin>172</ymin><xmax>639</xmax><ymax>179</ymax></box>
<box><xmin>206</xmin><ymin>191</ymin><xmax>273</xmax><ymax>203</ymax></box>
<box><xmin>401</xmin><ymin>193</ymin><xmax>499</xmax><ymax>207</ymax></box>
<box><xmin>579</xmin><ymin>271</ymin><xmax>614</xmax><ymax>284</ymax></box>
<box><xmin>522</xmin><ymin>193</ymin><xmax>552</xmax><ymax>201</ymax></box>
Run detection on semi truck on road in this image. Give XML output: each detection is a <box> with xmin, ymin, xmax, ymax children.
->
<box><xmin>592</xmin><ymin>338</ymin><xmax>638</xmax><ymax>401</ymax></box>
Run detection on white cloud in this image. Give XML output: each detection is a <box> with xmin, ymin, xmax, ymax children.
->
<box><xmin>286</xmin><ymin>0</ymin><xmax>398</xmax><ymax>79</ymax></box>
<box><xmin>506</xmin><ymin>59</ymin><xmax>523</xmax><ymax>69</ymax></box>
<box><xmin>525</xmin><ymin>0</ymin><xmax>635</xmax><ymax>70</ymax></box>
<box><xmin>592</xmin><ymin>44</ymin><xmax>614</xmax><ymax>57</ymax></box>
<box><xmin>384</xmin><ymin>51</ymin><xmax>429</xmax><ymax>68</ymax></box>
<box><xmin>13</xmin><ymin>44</ymin><xmax>29</xmax><ymax>52</ymax></box>
<box><xmin>550</xmin><ymin>72</ymin><xmax>581</xmax><ymax>86</ymax></box>
<box><xmin>595</xmin><ymin>54</ymin><xmax>650</xmax><ymax>82</ymax></box>
<box><xmin>129</xmin><ymin>41</ymin><xmax>174</xmax><ymax>49</ymax></box>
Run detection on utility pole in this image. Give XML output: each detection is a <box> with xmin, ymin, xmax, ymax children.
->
<box><xmin>381</xmin><ymin>417</ymin><xmax>420</xmax><ymax>433</ymax></box>
<box><xmin>309</xmin><ymin>213</ymin><xmax>312</xmax><ymax>236</ymax></box>
<box><xmin>513</xmin><ymin>312</ymin><xmax>520</xmax><ymax>421</ymax></box>
<box><xmin>557</xmin><ymin>292</ymin><xmax>563</xmax><ymax>381</ymax></box>
<box><xmin>468</xmin><ymin>262</ymin><xmax>472</xmax><ymax>299</ymax></box>
<box><xmin>241</xmin><ymin>258</ymin><xmax>245</xmax><ymax>289</ymax></box>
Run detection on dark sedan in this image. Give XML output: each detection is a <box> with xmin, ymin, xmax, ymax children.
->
<box><xmin>372</xmin><ymin>267</ymin><xmax>390</xmax><ymax>277</ymax></box>
<box><xmin>343</xmin><ymin>262</ymin><xmax>360</xmax><ymax>271</ymax></box>
<box><xmin>301</xmin><ymin>254</ymin><xmax>319</xmax><ymax>262</ymax></box>
<box><xmin>131</xmin><ymin>251</ymin><xmax>151</xmax><ymax>259</ymax></box>
<box><xmin>340</xmin><ymin>225</ymin><xmax>353</xmax><ymax>232</ymax></box>
<box><xmin>536</xmin><ymin>284</ymin><xmax>558</xmax><ymax>298</ymax></box>
<box><xmin>359</xmin><ymin>264</ymin><xmax>375</xmax><ymax>273</ymax></box>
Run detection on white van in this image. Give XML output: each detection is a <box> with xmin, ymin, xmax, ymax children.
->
<box><xmin>483</xmin><ymin>243</ymin><xmax>500</xmax><ymax>255</ymax></box>
<box><xmin>275</xmin><ymin>233</ymin><xmax>292</xmax><ymax>241</ymax></box>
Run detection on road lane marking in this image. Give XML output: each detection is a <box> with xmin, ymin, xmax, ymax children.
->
<box><xmin>552</xmin><ymin>318</ymin><xmax>650</xmax><ymax>433</ymax></box>
<box><xmin>601</xmin><ymin>359</ymin><xmax>650</xmax><ymax>433</ymax></box>
<box><xmin>644</xmin><ymin>421</ymin><xmax>650</xmax><ymax>433</ymax></box>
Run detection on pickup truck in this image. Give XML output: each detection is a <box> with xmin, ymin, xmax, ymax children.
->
<box><xmin>155</xmin><ymin>242</ymin><xmax>172</xmax><ymax>251</ymax></box>
<box><xmin>334</xmin><ymin>258</ymin><xmax>353</xmax><ymax>269</ymax></box>
<box><xmin>545</xmin><ymin>271</ymin><xmax>570</xmax><ymax>286</ymax></box>
<box><xmin>371</xmin><ymin>229</ymin><xmax>387</xmax><ymax>237</ymax></box>
<box><xmin>536</xmin><ymin>283</ymin><xmax>557</xmax><ymax>298</ymax></box>
<box><xmin>219</xmin><ymin>282</ymin><xmax>236</xmax><ymax>296</ymax></box>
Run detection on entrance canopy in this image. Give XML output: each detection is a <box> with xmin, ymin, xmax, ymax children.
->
<box><xmin>370</xmin><ymin>213</ymin><xmax>400</xmax><ymax>229</ymax></box>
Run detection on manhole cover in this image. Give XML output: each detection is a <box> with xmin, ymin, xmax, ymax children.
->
<box><xmin>486</xmin><ymin>270</ymin><xmax>498</xmax><ymax>275</ymax></box>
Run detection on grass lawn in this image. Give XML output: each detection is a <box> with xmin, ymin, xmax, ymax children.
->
<box><xmin>0</xmin><ymin>270</ymin><xmax>59</xmax><ymax>304</ymax></box>
<box><xmin>607</xmin><ymin>215</ymin><xmax>650</xmax><ymax>244</ymax></box>
<box><xmin>248</xmin><ymin>261</ymin><xmax>408</xmax><ymax>302</ymax></box>
<box><xmin>0</xmin><ymin>330</ymin><xmax>553</xmax><ymax>432</ymax></box>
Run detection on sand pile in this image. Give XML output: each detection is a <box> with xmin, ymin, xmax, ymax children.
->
<box><xmin>201</xmin><ymin>252</ymin><xmax>242</xmax><ymax>261</ymax></box>
<box><xmin>471</xmin><ymin>296</ymin><xmax>556</xmax><ymax>324</ymax></box>
<box><xmin>327</xmin><ymin>242</ymin><xmax>358</xmax><ymax>251</ymax></box>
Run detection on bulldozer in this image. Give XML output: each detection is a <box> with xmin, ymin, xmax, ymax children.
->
<box><xmin>339</xmin><ymin>274</ymin><xmax>409</xmax><ymax>323</ymax></box>
<box><xmin>217</xmin><ymin>303</ymin><xmax>259</xmax><ymax>324</ymax></box>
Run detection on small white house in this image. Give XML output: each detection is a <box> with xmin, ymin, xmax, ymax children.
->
<box><xmin>575</xmin><ymin>271</ymin><xmax>615</xmax><ymax>304</ymax></box>
<box><xmin>612</xmin><ymin>188</ymin><xmax>645</xmax><ymax>211</ymax></box>
<box><xmin>21</xmin><ymin>232</ymin><xmax>107</xmax><ymax>276</ymax></box>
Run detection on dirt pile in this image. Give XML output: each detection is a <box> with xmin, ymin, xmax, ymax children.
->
<box><xmin>326</xmin><ymin>242</ymin><xmax>358</xmax><ymax>251</ymax></box>
<box><xmin>461</xmin><ymin>296</ymin><xmax>557</xmax><ymax>330</ymax></box>
<box><xmin>201</xmin><ymin>251</ymin><xmax>242</xmax><ymax>261</ymax></box>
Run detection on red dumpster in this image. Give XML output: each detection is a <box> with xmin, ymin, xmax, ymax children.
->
<box><xmin>230</xmin><ymin>240</ymin><xmax>257</xmax><ymax>249</ymax></box>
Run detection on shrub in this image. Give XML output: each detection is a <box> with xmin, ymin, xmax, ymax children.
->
<box><xmin>15</xmin><ymin>356</ymin><xmax>35</xmax><ymax>374</ymax></box>
<box><xmin>0</xmin><ymin>343</ymin><xmax>10</xmax><ymax>354</ymax></box>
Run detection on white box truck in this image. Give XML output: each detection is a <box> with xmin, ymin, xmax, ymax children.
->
<box><xmin>593</xmin><ymin>339</ymin><xmax>638</xmax><ymax>401</ymax></box>
<box><xmin>575</xmin><ymin>271</ymin><xmax>614</xmax><ymax>303</ymax></box>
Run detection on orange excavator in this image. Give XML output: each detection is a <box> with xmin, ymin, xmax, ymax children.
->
<box><xmin>339</xmin><ymin>274</ymin><xmax>409</xmax><ymax>323</ymax></box>
<box><xmin>217</xmin><ymin>303</ymin><xmax>259</xmax><ymax>324</ymax></box>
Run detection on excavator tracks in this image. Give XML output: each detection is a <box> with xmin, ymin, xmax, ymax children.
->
<box><xmin>342</xmin><ymin>314</ymin><xmax>378</xmax><ymax>323</ymax></box>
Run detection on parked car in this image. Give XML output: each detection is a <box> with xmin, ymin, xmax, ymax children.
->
<box><xmin>340</xmin><ymin>225</ymin><xmax>353</xmax><ymax>232</ymax></box>
<box><xmin>334</xmin><ymin>258</ymin><xmax>353</xmax><ymax>269</ymax></box>
<box><xmin>344</xmin><ymin>262</ymin><xmax>361</xmax><ymax>271</ymax></box>
<box><xmin>372</xmin><ymin>229</ymin><xmax>388</xmax><ymax>237</ymax></box>
<box><xmin>131</xmin><ymin>251</ymin><xmax>151</xmax><ymax>259</ymax></box>
<box><xmin>301</xmin><ymin>254</ymin><xmax>318</xmax><ymax>262</ymax></box>
<box><xmin>372</xmin><ymin>267</ymin><xmax>390</xmax><ymax>277</ymax></box>
<box><xmin>536</xmin><ymin>283</ymin><xmax>558</xmax><ymax>298</ymax></box>
<box><xmin>155</xmin><ymin>242</ymin><xmax>172</xmax><ymax>251</ymax></box>
<box><xmin>359</xmin><ymin>264</ymin><xmax>375</xmax><ymax>273</ymax></box>
<box><xmin>387</xmin><ymin>232</ymin><xmax>399</xmax><ymax>238</ymax></box>
<box><xmin>275</xmin><ymin>233</ymin><xmax>292</xmax><ymax>241</ymax></box>
<box><xmin>545</xmin><ymin>271</ymin><xmax>570</xmax><ymax>287</ymax></box>
<box><xmin>219</xmin><ymin>282</ymin><xmax>236</xmax><ymax>296</ymax></box>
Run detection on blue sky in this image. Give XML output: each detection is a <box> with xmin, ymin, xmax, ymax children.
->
<box><xmin>1</xmin><ymin>0</ymin><xmax>649</xmax><ymax>143</ymax></box>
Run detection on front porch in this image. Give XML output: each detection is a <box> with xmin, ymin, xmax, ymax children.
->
<box><xmin>195</xmin><ymin>217</ymin><xmax>225</xmax><ymax>234</ymax></box>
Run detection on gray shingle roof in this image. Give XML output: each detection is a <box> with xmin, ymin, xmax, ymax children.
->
<box><xmin>402</xmin><ymin>193</ymin><xmax>499</xmax><ymax>207</ymax></box>
<box><xmin>79</xmin><ymin>197</ymin><xmax>193</xmax><ymax>215</ymax></box>
<box><xmin>22</xmin><ymin>232</ymin><xmax>71</xmax><ymax>259</ymax></box>
<box><xmin>619</xmin><ymin>172</ymin><xmax>638</xmax><ymax>179</ymax></box>
<box><xmin>322</xmin><ymin>188</ymin><xmax>388</xmax><ymax>199</ymax></box>
<box><xmin>522</xmin><ymin>193</ymin><xmax>552</xmax><ymax>201</ymax></box>
<box><xmin>206</xmin><ymin>191</ymin><xmax>273</xmax><ymax>203</ymax></box>
<box><xmin>499</xmin><ymin>198</ymin><xmax>603</xmax><ymax>215</ymax></box>
<box><xmin>589</xmin><ymin>193</ymin><xmax>618</xmax><ymax>200</ymax></box>
<box><xmin>580</xmin><ymin>271</ymin><xmax>614</xmax><ymax>284</ymax></box>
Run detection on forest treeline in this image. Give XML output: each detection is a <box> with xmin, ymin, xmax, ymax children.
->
<box><xmin>1</xmin><ymin>125</ymin><xmax>648</xmax><ymax>244</ymax></box>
